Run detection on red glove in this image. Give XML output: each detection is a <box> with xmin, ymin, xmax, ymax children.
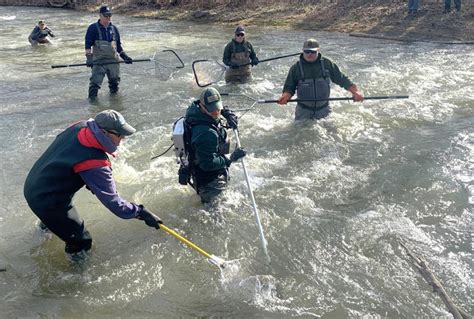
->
<box><xmin>278</xmin><ymin>92</ymin><xmax>292</xmax><ymax>105</ymax></box>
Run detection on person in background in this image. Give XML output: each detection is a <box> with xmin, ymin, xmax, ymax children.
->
<box><xmin>444</xmin><ymin>0</ymin><xmax>461</xmax><ymax>13</ymax></box>
<box><xmin>222</xmin><ymin>26</ymin><xmax>259</xmax><ymax>84</ymax></box>
<box><xmin>407</xmin><ymin>0</ymin><xmax>420</xmax><ymax>17</ymax></box>
<box><xmin>85</xmin><ymin>5</ymin><xmax>133</xmax><ymax>100</ymax></box>
<box><xmin>24</xmin><ymin>110</ymin><xmax>162</xmax><ymax>261</ymax></box>
<box><xmin>278</xmin><ymin>38</ymin><xmax>364</xmax><ymax>121</ymax></box>
<box><xmin>28</xmin><ymin>20</ymin><xmax>55</xmax><ymax>46</ymax></box>
<box><xmin>184</xmin><ymin>87</ymin><xmax>246</xmax><ymax>204</ymax></box>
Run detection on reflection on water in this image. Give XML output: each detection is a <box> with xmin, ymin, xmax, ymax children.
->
<box><xmin>0</xmin><ymin>5</ymin><xmax>473</xmax><ymax>318</ymax></box>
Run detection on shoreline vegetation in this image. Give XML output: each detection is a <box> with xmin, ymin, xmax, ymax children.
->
<box><xmin>5</xmin><ymin>0</ymin><xmax>474</xmax><ymax>43</ymax></box>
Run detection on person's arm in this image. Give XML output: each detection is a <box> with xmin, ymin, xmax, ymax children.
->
<box><xmin>79</xmin><ymin>166</ymin><xmax>140</xmax><ymax>219</ymax></box>
<box><xmin>193</xmin><ymin>130</ymin><xmax>228</xmax><ymax>171</ymax></box>
<box><xmin>30</xmin><ymin>26</ymin><xmax>41</xmax><ymax>41</ymax></box>
<box><xmin>85</xmin><ymin>24</ymin><xmax>95</xmax><ymax>54</ymax></box>
<box><xmin>222</xmin><ymin>42</ymin><xmax>232</xmax><ymax>66</ymax></box>
<box><xmin>325</xmin><ymin>58</ymin><xmax>364</xmax><ymax>101</ymax></box>
<box><xmin>114</xmin><ymin>26</ymin><xmax>124</xmax><ymax>54</ymax></box>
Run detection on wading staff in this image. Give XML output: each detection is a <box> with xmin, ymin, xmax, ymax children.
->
<box><xmin>232</xmin><ymin>129</ymin><xmax>271</xmax><ymax>264</ymax></box>
<box><xmin>159</xmin><ymin>224</ymin><xmax>226</xmax><ymax>269</ymax></box>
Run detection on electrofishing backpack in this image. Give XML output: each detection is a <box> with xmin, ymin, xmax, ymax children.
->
<box><xmin>172</xmin><ymin>117</ymin><xmax>193</xmax><ymax>186</ymax></box>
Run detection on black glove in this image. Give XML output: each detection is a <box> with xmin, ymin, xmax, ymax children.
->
<box><xmin>86</xmin><ymin>54</ymin><xmax>93</xmax><ymax>68</ymax></box>
<box><xmin>46</xmin><ymin>28</ymin><xmax>55</xmax><ymax>37</ymax></box>
<box><xmin>251</xmin><ymin>57</ymin><xmax>259</xmax><ymax>66</ymax></box>
<box><xmin>230</xmin><ymin>62</ymin><xmax>240</xmax><ymax>69</ymax></box>
<box><xmin>229</xmin><ymin>147</ymin><xmax>246</xmax><ymax>162</ymax></box>
<box><xmin>137</xmin><ymin>205</ymin><xmax>162</xmax><ymax>229</ymax></box>
<box><xmin>221</xmin><ymin>108</ymin><xmax>238</xmax><ymax>129</ymax></box>
<box><xmin>120</xmin><ymin>51</ymin><xmax>133</xmax><ymax>64</ymax></box>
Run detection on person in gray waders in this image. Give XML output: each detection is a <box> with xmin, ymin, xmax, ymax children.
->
<box><xmin>184</xmin><ymin>87</ymin><xmax>246</xmax><ymax>204</ymax></box>
<box><xmin>222</xmin><ymin>26</ymin><xmax>259</xmax><ymax>84</ymax></box>
<box><xmin>278</xmin><ymin>38</ymin><xmax>364</xmax><ymax>120</ymax></box>
<box><xmin>28</xmin><ymin>20</ymin><xmax>55</xmax><ymax>46</ymax></box>
<box><xmin>85</xmin><ymin>6</ymin><xmax>133</xmax><ymax>100</ymax></box>
<box><xmin>24</xmin><ymin>110</ymin><xmax>162</xmax><ymax>262</ymax></box>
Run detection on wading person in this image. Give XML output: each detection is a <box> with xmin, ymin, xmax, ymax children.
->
<box><xmin>85</xmin><ymin>5</ymin><xmax>133</xmax><ymax>100</ymax></box>
<box><xmin>222</xmin><ymin>26</ymin><xmax>259</xmax><ymax>84</ymax></box>
<box><xmin>24</xmin><ymin>110</ymin><xmax>162</xmax><ymax>261</ymax></box>
<box><xmin>278</xmin><ymin>38</ymin><xmax>364</xmax><ymax>121</ymax></box>
<box><xmin>184</xmin><ymin>87</ymin><xmax>246</xmax><ymax>204</ymax></box>
<box><xmin>28</xmin><ymin>20</ymin><xmax>55</xmax><ymax>46</ymax></box>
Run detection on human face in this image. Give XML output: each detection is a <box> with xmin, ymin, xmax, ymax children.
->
<box><xmin>200</xmin><ymin>103</ymin><xmax>221</xmax><ymax>119</ymax></box>
<box><xmin>303</xmin><ymin>48</ymin><xmax>319</xmax><ymax>62</ymax></box>
<box><xmin>235</xmin><ymin>33</ymin><xmax>245</xmax><ymax>43</ymax></box>
<box><xmin>99</xmin><ymin>13</ymin><xmax>112</xmax><ymax>25</ymax></box>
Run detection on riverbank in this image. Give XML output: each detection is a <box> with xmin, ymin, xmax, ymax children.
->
<box><xmin>109</xmin><ymin>1</ymin><xmax>474</xmax><ymax>43</ymax></box>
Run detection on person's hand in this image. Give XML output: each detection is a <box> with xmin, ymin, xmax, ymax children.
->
<box><xmin>278</xmin><ymin>92</ymin><xmax>292</xmax><ymax>105</ymax></box>
<box><xmin>221</xmin><ymin>108</ymin><xmax>238</xmax><ymax>129</ymax></box>
<box><xmin>251</xmin><ymin>57</ymin><xmax>259</xmax><ymax>66</ymax></box>
<box><xmin>86</xmin><ymin>54</ymin><xmax>93</xmax><ymax>68</ymax></box>
<box><xmin>230</xmin><ymin>62</ymin><xmax>240</xmax><ymax>69</ymax></box>
<box><xmin>137</xmin><ymin>206</ymin><xmax>162</xmax><ymax>229</ymax></box>
<box><xmin>348</xmin><ymin>84</ymin><xmax>364</xmax><ymax>102</ymax></box>
<box><xmin>120</xmin><ymin>51</ymin><xmax>133</xmax><ymax>64</ymax></box>
<box><xmin>230</xmin><ymin>147</ymin><xmax>246</xmax><ymax>162</ymax></box>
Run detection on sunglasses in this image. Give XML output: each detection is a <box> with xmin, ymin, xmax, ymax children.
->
<box><xmin>102</xmin><ymin>13</ymin><xmax>112</xmax><ymax>17</ymax></box>
<box><xmin>106</xmin><ymin>130</ymin><xmax>122</xmax><ymax>138</ymax></box>
<box><xmin>236</xmin><ymin>33</ymin><xmax>245</xmax><ymax>37</ymax></box>
<box><xmin>303</xmin><ymin>50</ymin><xmax>318</xmax><ymax>54</ymax></box>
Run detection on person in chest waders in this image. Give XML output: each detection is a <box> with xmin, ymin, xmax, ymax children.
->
<box><xmin>28</xmin><ymin>20</ymin><xmax>55</xmax><ymax>46</ymax></box>
<box><xmin>278</xmin><ymin>38</ymin><xmax>364</xmax><ymax>121</ymax></box>
<box><xmin>222</xmin><ymin>26</ymin><xmax>259</xmax><ymax>84</ymax></box>
<box><xmin>85</xmin><ymin>6</ymin><xmax>133</xmax><ymax>101</ymax></box>
<box><xmin>184</xmin><ymin>87</ymin><xmax>246</xmax><ymax>205</ymax></box>
<box><xmin>24</xmin><ymin>110</ymin><xmax>162</xmax><ymax>262</ymax></box>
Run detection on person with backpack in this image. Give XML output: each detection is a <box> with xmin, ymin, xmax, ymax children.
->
<box><xmin>278</xmin><ymin>38</ymin><xmax>364</xmax><ymax>120</ymax></box>
<box><xmin>24</xmin><ymin>110</ymin><xmax>162</xmax><ymax>261</ymax></box>
<box><xmin>222</xmin><ymin>26</ymin><xmax>259</xmax><ymax>84</ymax></box>
<box><xmin>182</xmin><ymin>87</ymin><xmax>246</xmax><ymax>204</ymax></box>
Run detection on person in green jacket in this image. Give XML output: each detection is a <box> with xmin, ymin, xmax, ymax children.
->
<box><xmin>222</xmin><ymin>26</ymin><xmax>259</xmax><ymax>84</ymax></box>
<box><xmin>278</xmin><ymin>38</ymin><xmax>364</xmax><ymax>120</ymax></box>
<box><xmin>184</xmin><ymin>87</ymin><xmax>246</xmax><ymax>204</ymax></box>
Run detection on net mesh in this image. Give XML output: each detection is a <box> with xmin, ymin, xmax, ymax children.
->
<box><xmin>192</xmin><ymin>60</ymin><xmax>226</xmax><ymax>87</ymax></box>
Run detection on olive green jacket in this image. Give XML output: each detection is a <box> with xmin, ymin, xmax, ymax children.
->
<box><xmin>283</xmin><ymin>54</ymin><xmax>354</xmax><ymax>95</ymax></box>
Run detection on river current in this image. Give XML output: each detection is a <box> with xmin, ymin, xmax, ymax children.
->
<box><xmin>0</xmin><ymin>6</ymin><xmax>472</xmax><ymax>318</ymax></box>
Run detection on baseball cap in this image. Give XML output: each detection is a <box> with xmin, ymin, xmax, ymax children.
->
<box><xmin>200</xmin><ymin>87</ymin><xmax>223</xmax><ymax>113</ymax></box>
<box><xmin>94</xmin><ymin>109</ymin><xmax>136</xmax><ymax>136</ymax></box>
<box><xmin>303</xmin><ymin>38</ymin><xmax>320</xmax><ymax>52</ymax></box>
<box><xmin>99</xmin><ymin>6</ymin><xmax>112</xmax><ymax>15</ymax></box>
<box><xmin>235</xmin><ymin>26</ymin><xmax>245</xmax><ymax>34</ymax></box>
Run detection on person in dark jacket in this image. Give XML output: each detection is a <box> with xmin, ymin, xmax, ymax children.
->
<box><xmin>184</xmin><ymin>87</ymin><xmax>246</xmax><ymax>204</ymax></box>
<box><xmin>222</xmin><ymin>26</ymin><xmax>259</xmax><ymax>84</ymax></box>
<box><xmin>85</xmin><ymin>5</ymin><xmax>133</xmax><ymax>100</ymax></box>
<box><xmin>278</xmin><ymin>38</ymin><xmax>364</xmax><ymax>120</ymax></box>
<box><xmin>24</xmin><ymin>110</ymin><xmax>162</xmax><ymax>261</ymax></box>
<box><xmin>28</xmin><ymin>20</ymin><xmax>55</xmax><ymax>46</ymax></box>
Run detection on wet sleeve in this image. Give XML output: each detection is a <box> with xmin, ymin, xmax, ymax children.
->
<box><xmin>222</xmin><ymin>42</ymin><xmax>232</xmax><ymax>66</ymax></box>
<box><xmin>193</xmin><ymin>130</ymin><xmax>228</xmax><ymax>171</ymax></box>
<box><xmin>282</xmin><ymin>64</ymin><xmax>298</xmax><ymax>95</ymax></box>
<box><xmin>79</xmin><ymin>166</ymin><xmax>140</xmax><ymax>219</ymax></box>
<box><xmin>326</xmin><ymin>58</ymin><xmax>353</xmax><ymax>89</ymax></box>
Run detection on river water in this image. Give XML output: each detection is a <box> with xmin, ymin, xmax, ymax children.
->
<box><xmin>0</xmin><ymin>5</ymin><xmax>472</xmax><ymax>318</ymax></box>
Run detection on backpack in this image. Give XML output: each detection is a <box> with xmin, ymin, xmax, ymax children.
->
<box><xmin>172</xmin><ymin>117</ymin><xmax>194</xmax><ymax>186</ymax></box>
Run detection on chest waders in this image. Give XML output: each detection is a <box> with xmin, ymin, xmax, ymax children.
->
<box><xmin>189</xmin><ymin>121</ymin><xmax>230</xmax><ymax>204</ymax></box>
<box><xmin>225</xmin><ymin>42</ymin><xmax>252</xmax><ymax>84</ymax></box>
<box><xmin>89</xmin><ymin>22</ymin><xmax>120</xmax><ymax>98</ymax></box>
<box><xmin>295</xmin><ymin>59</ymin><xmax>331</xmax><ymax>120</ymax></box>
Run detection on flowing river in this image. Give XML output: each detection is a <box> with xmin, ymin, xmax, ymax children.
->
<box><xmin>0</xmin><ymin>5</ymin><xmax>472</xmax><ymax>318</ymax></box>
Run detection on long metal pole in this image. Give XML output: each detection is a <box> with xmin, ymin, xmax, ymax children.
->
<box><xmin>233</xmin><ymin>129</ymin><xmax>271</xmax><ymax>263</ymax></box>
